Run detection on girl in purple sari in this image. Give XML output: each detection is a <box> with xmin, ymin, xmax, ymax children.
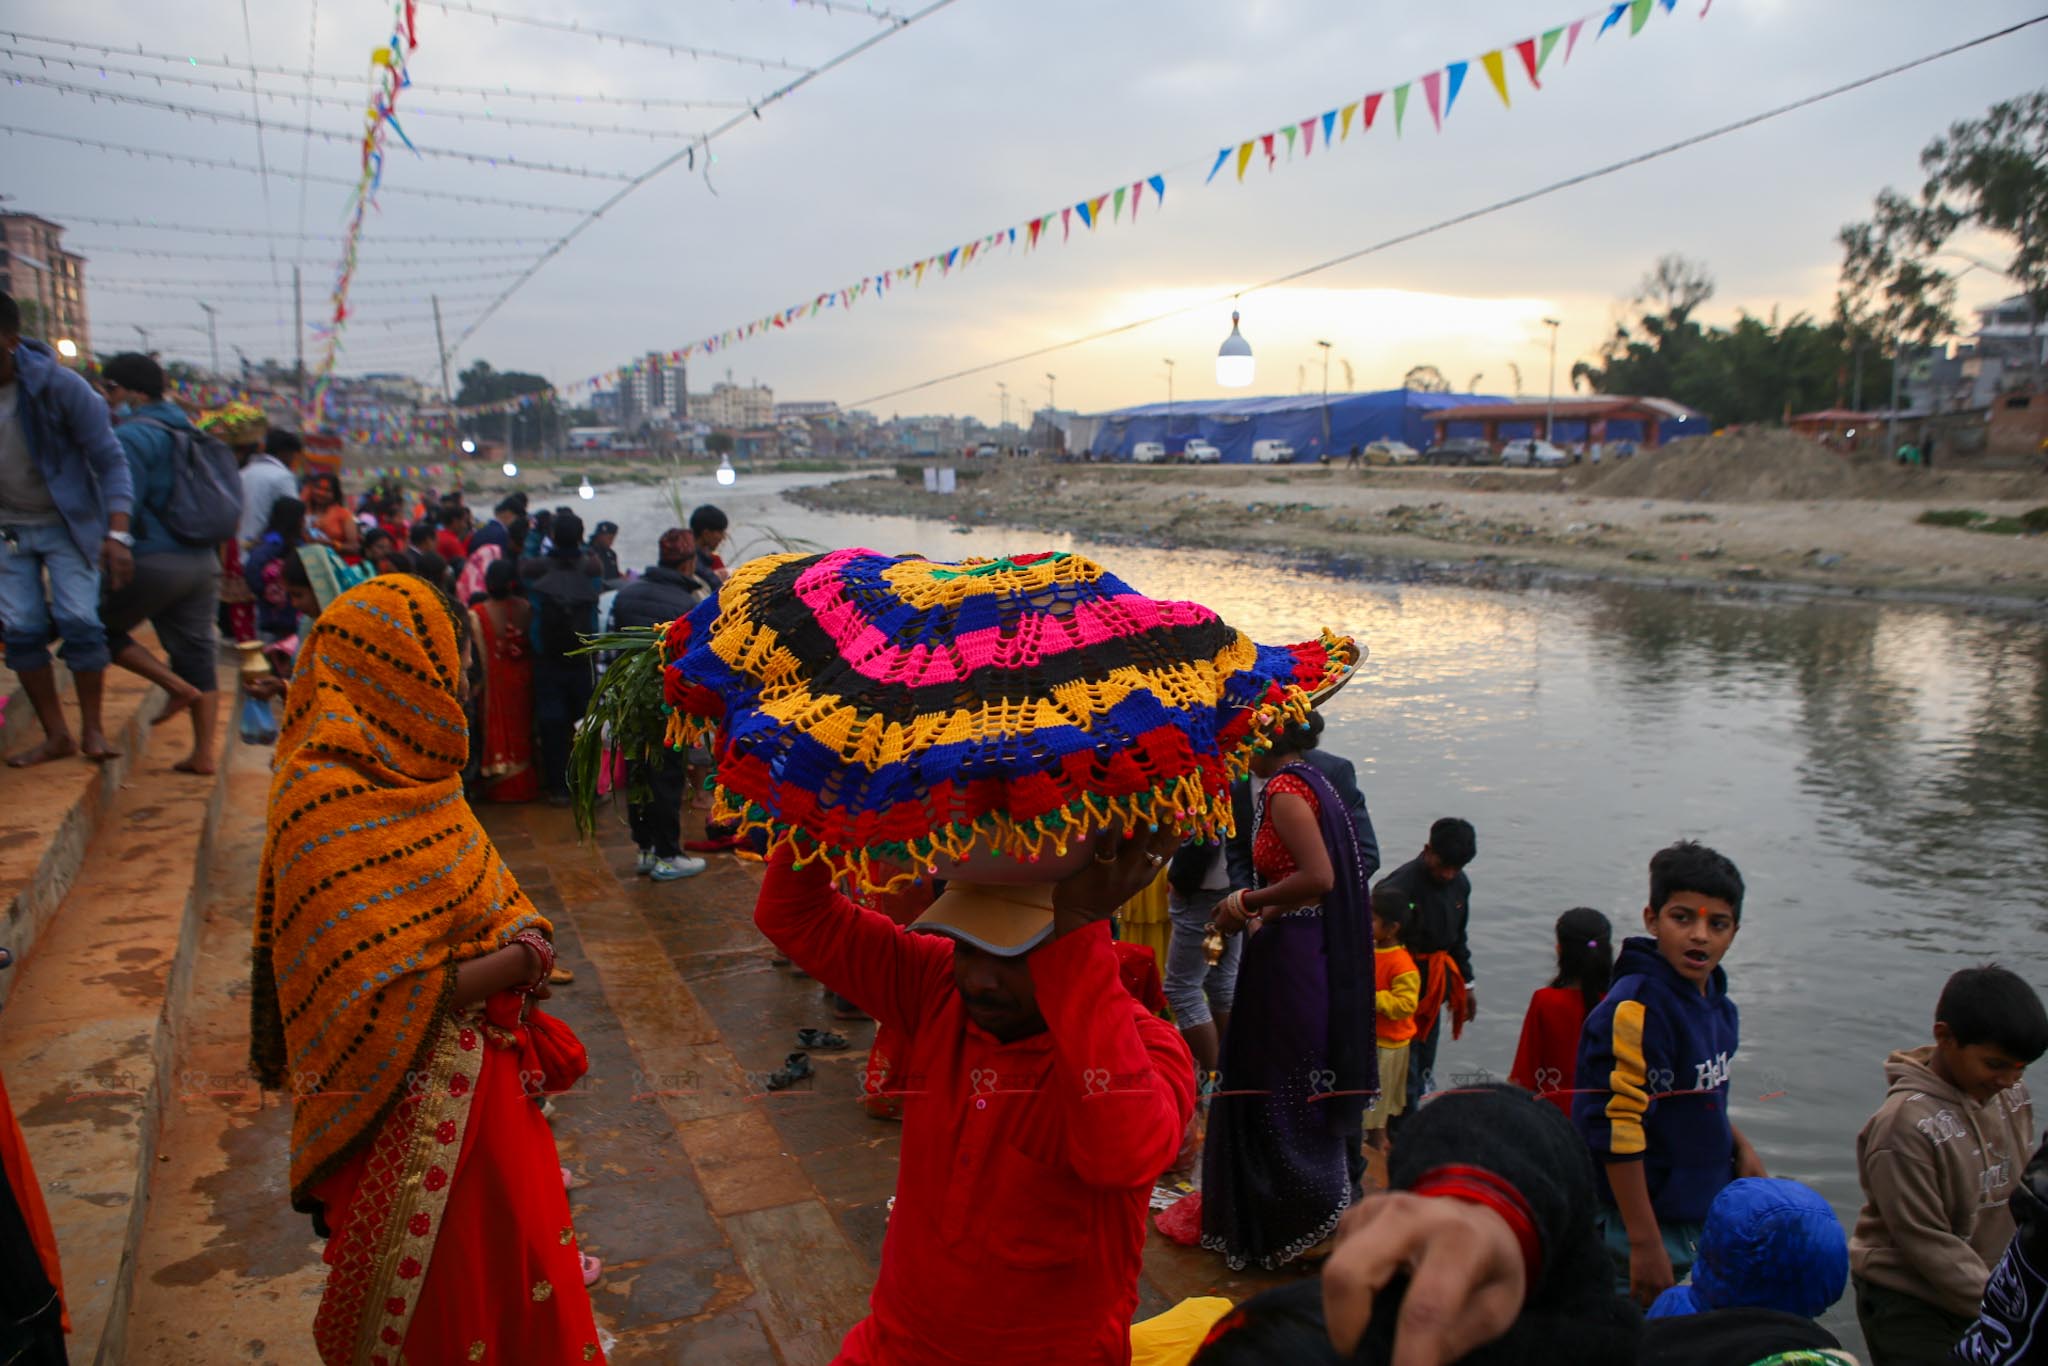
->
<box><xmin>1201</xmin><ymin>713</ymin><xmax>1376</xmax><ymax>1270</ymax></box>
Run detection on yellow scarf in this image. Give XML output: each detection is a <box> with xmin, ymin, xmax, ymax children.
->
<box><xmin>249</xmin><ymin>574</ymin><xmax>549</xmax><ymax>1205</ymax></box>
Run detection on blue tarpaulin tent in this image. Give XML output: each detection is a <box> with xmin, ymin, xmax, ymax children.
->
<box><xmin>1084</xmin><ymin>389</ymin><xmax>1510</xmax><ymax>463</ymax></box>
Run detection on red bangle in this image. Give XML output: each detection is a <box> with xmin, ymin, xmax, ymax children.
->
<box><xmin>1409</xmin><ymin>1164</ymin><xmax>1544</xmax><ymax>1290</ymax></box>
<box><xmin>509</xmin><ymin>929</ymin><xmax>555</xmax><ymax>991</ymax></box>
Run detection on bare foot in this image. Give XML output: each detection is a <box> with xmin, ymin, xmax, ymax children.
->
<box><xmin>79</xmin><ymin>730</ymin><xmax>122</xmax><ymax>763</ymax></box>
<box><xmin>154</xmin><ymin>690</ymin><xmax>200</xmax><ymax>726</ymax></box>
<box><xmin>7</xmin><ymin>733</ymin><xmax>78</xmax><ymax>768</ymax></box>
<box><xmin>172</xmin><ymin>754</ymin><xmax>216</xmax><ymax>776</ymax></box>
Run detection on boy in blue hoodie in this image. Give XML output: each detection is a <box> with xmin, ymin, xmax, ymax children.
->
<box><xmin>1574</xmin><ymin>840</ymin><xmax>1766</xmax><ymax>1308</ymax></box>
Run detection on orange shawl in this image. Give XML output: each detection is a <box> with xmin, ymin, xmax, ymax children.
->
<box><xmin>249</xmin><ymin>574</ymin><xmax>549</xmax><ymax>1207</ymax></box>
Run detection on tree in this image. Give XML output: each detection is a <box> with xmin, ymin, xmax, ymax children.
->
<box><xmin>1577</xmin><ymin>258</ymin><xmax>1885</xmax><ymax>424</ymax></box>
<box><xmin>1839</xmin><ymin>91</ymin><xmax>2048</xmax><ymax>394</ymax></box>
<box><xmin>705</xmin><ymin>431</ymin><xmax>736</xmax><ymax>457</ymax></box>
<box><xmin>1402</xmin><ymin>364</ymin><xmax>1450</xmax><ymax>393</ymax></box>
<box><xmin>456</xmin><ymin>359</ymin><xmax>558</xmax><ymax>453</ymax></box>
<box><xmin>1917</xmin><ymin>90</ymin><xmax>2048</xmax><ymax>387</ymax></box>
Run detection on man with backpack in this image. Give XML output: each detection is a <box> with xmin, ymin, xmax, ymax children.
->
<box><xmin>98</xmin><ymin>352</ymin><xmax>240</xmax><ymax>775</ymax></box>
<box><xmin>525</xmin><ymin>510</ymin><xmax>601</xmax><ymax>804</ymax></box>
<box><xmin>0</xmin><ymin>291</ymin><xmax>135</xmax><ymax>767</ymax></box>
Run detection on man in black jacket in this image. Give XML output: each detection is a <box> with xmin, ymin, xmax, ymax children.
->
<box><xmin>1377</xmin><ymin>816</ymin><xmax>1477</xmax><ymax>1144</ymax></box>
<box><xmin>609</xmin><ymin>528</ymin><xmax>705</xmax><ymax>880</ymax></box>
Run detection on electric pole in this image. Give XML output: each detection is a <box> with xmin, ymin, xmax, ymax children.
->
<box><xmin>1045</xmin><ymin>373</ymin><xmax>1056</xmax><ymax>410</ymax></box>
<box><xmin>1316</xmin><ymin>339</ymin><xmax>1332</xmax><ymax>452</ymax></box>
<box><xmin>432</xmin><ymin>293</ymin><xmax>452</xmax><ymax>404</ymax></box>
<box><xmin>293</xmin><ymin>266</ymin><xmax>306</xmax><ymax>420</ymax></box>
<box><xmin>996</xmin><ymin>380</ymin><xmax>1009</xmax><ymax>433</ymax></box>
<box><xmin>1542</xmin><ymin>317</ymin><xmax>1562</xmax><ymax>442</ymax></box>
<box><xmin>1163</xmin><ymin>358</ymin><xmax>1174</xmax><ymax>444</ymax></box>
<box><xmin>197</xmin><ymin>301</ymin><xmax>220</xmax><ymax>376</ymax></box>
<box><xmin>133</xmin><ymin>324</ymin><xmax>152</xmax><ymax>354</ymax></box>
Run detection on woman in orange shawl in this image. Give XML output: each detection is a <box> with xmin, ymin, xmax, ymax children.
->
<box><xmin>250</xmin><ymin>574</ymin><xmax>602</xmax><ymax>1365</ymax></box>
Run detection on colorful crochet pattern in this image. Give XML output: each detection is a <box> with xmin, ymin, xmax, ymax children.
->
<box><xmin>196</xmin><ymin>399</ymin><xmax>269</xmax><ymax>448</ymax></box>
<box><xmin>250</xmin><ymin>574</ymin><xmax>550</xmax><ymax>1206</ymax></box>
<box><xmin>660</xmin><ymin>548</ymin><xmax>1359</xmax><ymax>892</ymax></box>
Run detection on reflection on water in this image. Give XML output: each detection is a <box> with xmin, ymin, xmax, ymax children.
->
<box><xmin>589</xmin><ymin>472</ymin><xmax>2048</xmax><ymax>1345</ymax></box>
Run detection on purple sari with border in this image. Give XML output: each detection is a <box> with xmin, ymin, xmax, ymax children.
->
<box><xmin>1200</xmin><ymin>758</ymin><xmax>1377</xmax><ymax>1270</ymax></box>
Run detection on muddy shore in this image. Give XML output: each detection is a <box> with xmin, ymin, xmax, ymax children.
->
<box><xmin>787</xmin><ymin>455</ymin><xmax>2048</xmax><ymax>614</ymax></box>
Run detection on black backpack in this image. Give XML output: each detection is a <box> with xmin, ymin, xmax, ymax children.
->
<box><xmin>130</xmin><ymin>417</ymin><xmax>244</xmax><ymax>546</ymax></box>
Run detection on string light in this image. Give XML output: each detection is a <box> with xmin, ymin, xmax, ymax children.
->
<box><xmin>0</xmin><ymin>49</ymin><xmax>706</xmax><ymax>138</ymax></box>
<box><xmin>453</xmin><ymin>0</ymin><xmax>962</xmax><ymax>349</ymax></box>
<box><xmin>44</xmin><ymin>217</ymin><xmax>549</xmax><ymax>244</ymax></box>
<box><xmin>418</xmin><ymin>1</ymin><xmax>808</xmax><ymax>71</ymax></box>
<box><xmin>68</xmin><ymin>244</ymin><xmax>543</xmax><ymax>262</ymax></box>
<box><xmin>0</xmin><ymin>31</ymin><xmax>752</xmax><ymax>107</ymax></box>
<box><xmin>0</xmin><ymin>125</ymin><xmax>593</xmax><ymax>212</ymax></box>
<box><xmin>4</xmin><ymin>74</ymin><xmax>643</xmax><ymax>181</ymax></box>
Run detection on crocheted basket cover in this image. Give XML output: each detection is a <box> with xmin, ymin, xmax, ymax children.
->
<box><xmin>659</xmin><ymin>548</ymin><xmax>1359</xmax><ymax>893</ymax></box>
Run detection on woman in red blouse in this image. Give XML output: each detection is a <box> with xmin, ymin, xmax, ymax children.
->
<box><xmin>1508</xmin><ymin>906</ymin><xmax>1614</xmax><ymax>1113</ymax></box>
<box><xmin>1200</xmin><ymin>712</ymin><xmax>1377</xmax><ymax>1270</ymax></box>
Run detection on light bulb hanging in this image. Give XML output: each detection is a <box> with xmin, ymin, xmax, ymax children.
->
<box><xmin>1216</xmin><ymin>309</ymin><xmax>1255</xmax><ymax>388</ymax></box>
<box><xmin>715</xmin><ymin>453</ymin><xmax>737</xmax><ymax>487</ymax></box>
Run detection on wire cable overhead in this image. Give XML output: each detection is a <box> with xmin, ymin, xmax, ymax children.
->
<box><xmin>419</xmin><ymin>1</ymin><xmax>808</xmax><ymax>70</ymax></box>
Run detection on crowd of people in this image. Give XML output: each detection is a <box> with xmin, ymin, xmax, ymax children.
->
<box><xmin>8</xmin><ymin>278</ymin><xmax>2046</xmax><ymax>1366</ymax></box>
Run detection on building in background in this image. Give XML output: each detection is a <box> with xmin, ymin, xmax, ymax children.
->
<box><xmin>618</xmin><ymin>351</ymin><xmax>688</xmax><ymax>428</ymax></box>
<box><xmin>0</xmin><ymin>213</ymin><xmax>90</xmax><ymax>359</ymax></box>
<box><xmin>695</xmin><ymin>377</ymin><xmax>774</xmax><ymax>430</ymax></box>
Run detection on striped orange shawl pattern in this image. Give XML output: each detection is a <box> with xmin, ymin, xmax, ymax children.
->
<box><xmin>249</xmin><ymin>574</ymin><xmax>549</xmax><ymax>1206</ymax></box>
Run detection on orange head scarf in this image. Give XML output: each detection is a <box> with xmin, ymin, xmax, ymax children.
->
<box><xmin>249</xmin><ymin>573</ymin><xmax>549</xmax><ymax>1207</ymax></box>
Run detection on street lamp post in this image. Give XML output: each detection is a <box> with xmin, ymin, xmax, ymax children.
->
<box><xmin>1315</xmin><ymin>339</ymin><xmax>1333</xmax><ymax>453</ymax></box>
<box><xmin>1162</xmin><ymin>359</ymin><xmax>1175</xmax><ymax>449</ymax></box>
<box><xmin>1542</xmin><ymin>317</ymin><xmax>1563</xmax><ymax>442</ymax></box>
<box><xmin>1045</xmin><ymin>373</ymin><xmax>1056</xmax><ymax>411</ymax></box>
<box><xmin>197</xmin><ymin>301</ymin><xmax>221</xmax><ymax>376</ymax></box>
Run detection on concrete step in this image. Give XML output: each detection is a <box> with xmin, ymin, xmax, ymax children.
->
<box><xmin>0</xmin><ymin>710</ymin><xmax>232</xmax><ymax>1366</ymax></box>
<box><xmin>121</xmin><ymin>735</ymin><xmax>324</xmax><ymax>1365</ymax></box>
<box><xmin>0</xmin><ymin>635</ymin><xmax>172</xmax><ymax>1016</ymax></box>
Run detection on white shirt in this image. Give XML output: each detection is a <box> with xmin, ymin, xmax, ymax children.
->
<box><xmin>238</xmin><ymin>453</ymin><xmax>299</xmax><ymax>543</ymax></box>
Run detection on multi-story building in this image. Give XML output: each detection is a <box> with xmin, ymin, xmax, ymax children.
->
<box><xmin>618</xmin><ymin>352</ymin><xmax>689</xmax><ymax>427</ymax></box>
<box><xmin>695</xmin><ymin>378</ymin><xmax>774</xmax><ymax>430</ymax></box>
<box><xmin>1</xmin><ymin>214</ymin><xmax>91</xmax><ymax>358</ymax></box>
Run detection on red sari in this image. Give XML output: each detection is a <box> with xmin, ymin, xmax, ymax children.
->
<box><xmin>310</xmin><ymin>992</ymin><xmax>602</xmax><ymax>1365</ymax></box>
<box><xmin>472</xmin><ymin>601</ymin><xmax>539</xmax><ymax>803</ymax></box>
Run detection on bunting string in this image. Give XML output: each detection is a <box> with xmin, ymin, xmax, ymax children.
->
<box><xmin>451</xmin><ymin>170</ymin><xmax>1169</xmax><ymax>417</ymax></box>
<box><xmin>453</xmin><ymin>2</ymin><xmax>1700</xmax><ymax>418</ymax></box>
<box><xmin>1206</xmin><ymin>0</ymin><xmax>1694</xmax><ymax>185</ymax></box>
<box><xmin>306</xmin><ymin>0</ymin><xmax>421</xmax><ymax>421</ymax></box>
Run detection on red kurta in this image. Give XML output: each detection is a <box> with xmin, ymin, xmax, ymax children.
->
<box><xmin>1509</xmin><ymin>985</ymin><xmax>1591</xmax><ymax>1114</ymax></box>
<box><xmin>755</xmin><ymin>856</ymin><xmax>1195</xmax><ymax>1365</ymax></box>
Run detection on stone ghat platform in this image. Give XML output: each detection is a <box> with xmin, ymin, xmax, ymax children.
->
<box><xmin>4</xmin><ymin>723</ymin><xmax>1295</xmax><ymax>1363</ymax></box>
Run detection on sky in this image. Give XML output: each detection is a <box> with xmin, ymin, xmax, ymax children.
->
<box><xmin>6</xmin><ymin>0</ymin><xmax>2043</xmax><ymax>423</ymax></box>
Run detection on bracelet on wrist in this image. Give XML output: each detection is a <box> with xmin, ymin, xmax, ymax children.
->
<box><xmin>1410</xmin><ymin>1164</ymin><xmax>1544</xmax><ymax>1290</ymax></box>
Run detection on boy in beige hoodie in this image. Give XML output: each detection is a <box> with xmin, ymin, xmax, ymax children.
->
<box><xmin>1850</xmin><ymin>965</ymin><xmax>2046</xmax><ymax>1366</ymax></box>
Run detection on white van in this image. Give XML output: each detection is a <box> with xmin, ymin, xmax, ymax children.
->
<box><xmin>1182</xmin><ymin>439</ymin><xmax>1221</xmax><ymax>464</ymax></box>
<box><xmin>1131</xmin><ymin>441</ymin><xmax>1167</xmax><ymax>464</ymax></box>
<box><xmin>1251</xmin><ymin>440</ymin><xmax>1296</xmax><ymax>464</ymax></box>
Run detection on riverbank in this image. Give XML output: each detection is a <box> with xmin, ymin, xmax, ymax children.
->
<box><xmin>788</xmin><ymin>449</ymin><xmax>2048</xmax><ymax>613</ymax></box>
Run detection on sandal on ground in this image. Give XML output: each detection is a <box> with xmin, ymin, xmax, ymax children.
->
<box><xmin>762</xmin><ymin>1051</ymin><xmax>813</xmax><ymax>1092</ymax></box>
<box><xmin>796</xmin><ymin>1028</ymin><xmax>849</xmax><ymax>1052</ymax></box>
<box><xmin>548</xmin><ymin>966</ymin><xmax>574</xmax><ymax>986</ymax></box>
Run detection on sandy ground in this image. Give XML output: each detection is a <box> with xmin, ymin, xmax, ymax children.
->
<box><xmin>792</xmin><ymin>457</ymin><xmax>2048</xmax><ymax>610</ymax></box>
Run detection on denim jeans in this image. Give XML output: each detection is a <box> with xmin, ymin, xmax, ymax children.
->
<box><xmin>0</xmin><ymin>522</ymin><xmax>107</xmax><ymax>672</ymax></box>
<box><xmin>1162</xmin><ymin>887</ymin><xmax>1241</xmax><ymax>1029</ymax></box>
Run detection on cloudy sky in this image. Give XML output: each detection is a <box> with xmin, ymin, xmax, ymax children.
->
<box><xmin>7</xmin><ymin>0</ymin><xmax>2041</xmax><ymax>421</ymax></box>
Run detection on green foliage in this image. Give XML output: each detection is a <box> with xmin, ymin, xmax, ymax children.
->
<box><xmin>567</xmin><ymin>628</ymin><xmax>670</xmax><ymax>839</ymax></box>
<box><xmin>1577</xmin><ymin>255</ymin><xmax>1880</xmax><ymax>424</ymax></box>
<box><xmin>705</xmin><ymin>431</ymin><xmax>736</xmax><ymax>456</ymax></box>
<box><xmin>1916</xmin><ymin>507</ymin><xmax>2048</xmax><ymax>535</ymax></box>
<box><xmin>456</xmin><ymin>359</ymin><xmax>558</xmax><ymax>452</ymax></box>
<box><xmin>1403</xmin><ymin>364</ymin><xmax>1451</xmax><ymax>393</ymax></box>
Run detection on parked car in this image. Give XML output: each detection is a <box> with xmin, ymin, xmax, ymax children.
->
<box><xmin>1132</xmin><ymin>441</ymin><xmax>1167</xmax><ymax>464</ymax></box>
<box><xmin>1250</xmin><ymin>439</ymin><xmax>1296</xmax><ymax>464</ymax></box>
<box><xmin>974</xmin><ymin>444</ymin><xmax>999</xmax><ymax>459</ymax></box>
<box><xmin>1182</xmin><ymin>439</ymin><xmax>1222</xmax><ymax>464</ymax></box>
<box><xmin>1364</xmin><ymin>439</ymin><xmax>1422</xmax><ymax>466</ymax></box>
<box><xmin>1426</xmin><ymin>437</ymin><xmax>1496</xmax><ymax>466</ymax></box>
<box><xmin>1500</xmin><ymin>438</ymin><xmax>1568</xmax><ymax>468</ymax></box>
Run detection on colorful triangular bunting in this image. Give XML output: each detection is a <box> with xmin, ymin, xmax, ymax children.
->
<box><xmin>1481</xmin><ymin>49</ymin><xmax>1511</xmax><ymax>106</ymax></box>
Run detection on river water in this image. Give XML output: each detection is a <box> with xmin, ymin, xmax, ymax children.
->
<box><xmin>580</xmin><ymin>469</ymin><xmax>2048</xmax><ymax>1343</ymax></box>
